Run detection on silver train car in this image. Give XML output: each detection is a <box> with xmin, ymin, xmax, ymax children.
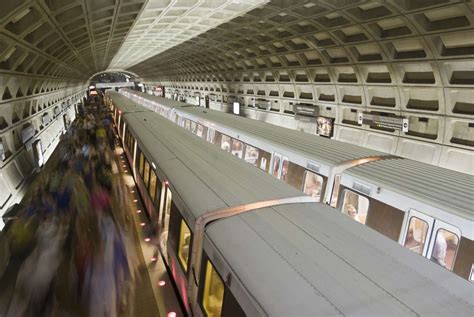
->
<box><xmin>106</xmin><ymin>91</ymin><xmax>473</xmax><ymax>316</ymax></box>
<box><xmin>119</xmin><ymin>88</ymin><xmax>474</xmax><ymax>282</ymax></box>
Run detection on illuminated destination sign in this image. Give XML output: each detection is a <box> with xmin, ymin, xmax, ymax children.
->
<box><xmin>358</xmin><ymin>112</ymin><xmax>408</xmax><ymax>132</ymax></box>
<box><xmin>294</xmin><ymin>104</ymin><xmax>319</xmax><ymax>118</ymax></box>
<box><xmin>294</xmin><ymin>104</ymin><xmax>320</xmax><ymax>123</ymax></box>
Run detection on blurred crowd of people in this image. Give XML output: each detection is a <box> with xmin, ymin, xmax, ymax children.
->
<box><xmin>0</xmin><ymin>95</ymin><xmax>140</xmax><ymax>316</ymax></box>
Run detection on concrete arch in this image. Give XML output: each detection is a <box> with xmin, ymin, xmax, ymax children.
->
<box><xmin>87</xmin><ymin>70</ymin><xmax>143</xmax><ymax>83</ymax></box>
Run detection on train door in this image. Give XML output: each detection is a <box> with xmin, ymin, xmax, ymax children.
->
<box><xmin>205</xmin><ymin>95</ymin><xmax>210</xmax><ymax>108</ymax></box>
<box><xmin>402</xmin><ymin>210</ymin><xmax>435</xmax><ymax>257</ymax></box>
<box><xmin>159</xmin><ymin>184</ymin><xmax>173</xmax><ymax>257</ymax></box>
<box><xmin>426</xmin><ymin>220</ymin><xmax>461</xmax><ymax>271</ymax></box>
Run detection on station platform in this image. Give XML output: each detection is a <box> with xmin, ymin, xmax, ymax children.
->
<box><xmin>0</xmin><ymin>97</ymin><xmax>182</xmax><ymax>317</ymax></box>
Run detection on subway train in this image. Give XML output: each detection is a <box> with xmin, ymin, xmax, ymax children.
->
<box><xmin>106</xmin><ymin>91</ymin><xmax>473</xmax><ymax>316</ymax></box>
<box><xmin>119</xmin><ymin>88</ymin><xmax>474</xmax><ymax>282</ymax></box>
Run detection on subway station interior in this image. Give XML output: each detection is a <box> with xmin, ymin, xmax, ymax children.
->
<box><xmin>0</xmin><ymin>0</ymin><xmax>473</xmax><ymax>316</ymax></box>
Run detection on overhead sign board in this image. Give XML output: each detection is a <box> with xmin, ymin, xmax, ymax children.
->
<box><xmin>358</xmin><ymin>112</ymin><xmax>409</xmax><ymax>132</ymax></box>
<box><xmin>294</xmin><ymin>104</ymin><xmax>319</xmax><ymax>122</ymax></box>
<box><xmin>255</xmin><ymin>98</ymin><xmax>270</xmax><ymax>110</ymax></box>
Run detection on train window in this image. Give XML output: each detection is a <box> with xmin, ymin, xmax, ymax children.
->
<box><xmin>221</xmin><ymin>135</ymin><xmax>231</xmax><ymax>152</ymax></box>
<box><xmin>341</xmin><ymin>190</ymin><xmax>369</xmax><ymax>224</ymax></box>
<box><xmin>196</xmin><ymin>124</ymin><xmax>206</xmax><ymax>138</ymax></box>
<box><xmin>469</xmin><ymin>265</ymin><xmax>474</xmax><ymax>283</ymax></box>
<box><xmin>404</xmin><ymin>217</ymin><xmax>429</xmax><ymax>255</ymax></box>
<box><xmin>185</xmin><ymin>120</ymin><xmax>191</xmax><ymax>131</ymax></box>
<box><xmin>179</xmin><ymin>117</ymin><xmax>185</xmax><ymax>128</ymax></box>
<box><xmin>208</xmin><ymin>128</ymin><xmax>216</xmax><ymax>143</ymax></box>
<box><xmin>178</xmin><ymin>219</ymin><xmax>191</xmax><ymax>272</ymax></box>
<box><xmin>302</xmin><ymin>171</ymin><xmax>324</xmax><ymax>201</ymax></box>
<box><xmin>430</xmin><ymin>229</ymin><xmax>459</xmax><ymax>271</ymax></box>
<box><xmin>202</xmin><ymin>260</ymin><xmax>224</xmax><ymax>317</ymax></box>
<box><xmin>271</xmin><ymin>153</ymin><xmax>282</xmax><ymax>178</ymax></box>
<box><xmin>330</xmin><ymin>175</ymin><xmax>341</xmax><ymax>207</ymax></box>
<box><xmin>149</xmin><ymin>170</ymin><xmax>157</xmax><ymax>202</ymax></box>
<box><xmin>244</xmin><ymin>145</ymin><xmax>259</xmax><ymax>165</ymax></box>
<box><xmin>258</xmin><ymin>150</ymin><xmax>271</xmax><ymax>172</ymax></box>
<box><xmin>139</xmin><ymin>152</ymin><xmax>145</xmax><ymax>177</ymax></box>
<box><xmin>144</xmin><ymin>160</ymin><xmax>150</xmax><ymax>189</ymax></box>
<box><xmin>281</xmin><ymin>156</ymin><xmax>289</xmax><ymax>181</ymax></box>
<box><xmin>231</xmin><ymin>139</ymin><xmax>244</xmax><ymax>158</ymax></box>
<box><xmin>191</xmin><ymin>121</ymin><xmax>197</xmax><ymax>134</ymax></box>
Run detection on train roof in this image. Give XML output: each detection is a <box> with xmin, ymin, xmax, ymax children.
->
<box><xmin>122</xmin><ymin>90</ymin><xmax>390</xmax><ymax>166</ymax></box>
<box><xmin>121</xmin><ymin>88</ymin><xmax>189</xmax><ymax>110</ymax></box>
<box><xmin>108</xmin><ymin>92</ymin><xmax>145</xmax><ymax>113</ymax></box>
<box><xmin>208</xmin><ymin>203</ymin><xmax>473</xmax><ymax>316</ymax></box>
<box><xmin>345</xmin><ymin>159</ymin><xmax>474</xmax><ymax>221</ymax></box>
<box><xmin>108</xmin><ymin>91</ymin><xmax>474</xmax><ymax>316</ymax></box>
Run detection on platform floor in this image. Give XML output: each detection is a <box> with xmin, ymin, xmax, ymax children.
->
<box><xmin>0</xmin><ymin>121</ymin><xmax>183</xmax><ymax>317</ymax></box>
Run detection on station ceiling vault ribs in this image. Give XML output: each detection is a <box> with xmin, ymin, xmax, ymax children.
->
<box><xmin>0</xmin><ymin>0</ymin><xmax>267</xmax><ymax>80</ymax></box>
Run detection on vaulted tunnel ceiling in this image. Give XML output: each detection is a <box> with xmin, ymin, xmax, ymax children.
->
<box><xmin>1</xmin><ymin>0</ymin><xmax>473</xmax><ymax>84</ymax></box>
<box><xmin>130</xmin><ymin>0</ymin><xmax>474</xmax><ymax>83</ymax></box>
<box><xmin>0</xmin><ymin>0</ymin><xmax>267</xmax><ymax>82</ymax></box>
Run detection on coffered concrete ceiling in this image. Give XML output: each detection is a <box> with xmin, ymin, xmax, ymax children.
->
<box><xmin>109</xmin><ymin>0</ymin><xmax>269</xmax><ymax>70</ymax></box>
<box><xmin>0</xmin><ymin>0</ymin><xmax>267</xmax><ymax>81</ymax></box>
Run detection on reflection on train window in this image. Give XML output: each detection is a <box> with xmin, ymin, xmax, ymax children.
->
<box><xmin>221</xmin><ymin>135</ymin><xmax>231</xmax><ymax>152</ymax></box>
<box><xmin>231</xmin><ymin>139</ymin><xmax>244</xmax><ymax>158</ymax></box>
<box><xmin>178</xmin><ymin>219</ymin><xmax>191</xmax><ymax>272</ymax></box>
<box><xmin>149</xmin><ymin>170</ymin><xmax>157</xmax><ymax>202</ymax></box>
<box><xmin>272</xmin><ymin>154</ymin><xmax>282</xmax><ymax>178</ymax></box>
<box><xmin>330</xmin><ymin>175</ymin><xmax>341</xmax><ymax>207</ymax></box>
<box><xmin>196</xmin><ymin>124</ymin><xmax>205</xmax><ymax>138</ymax></box>
<box><xmin>244</xmin><ymin>145</ymin><xmax>259</xmax><ymax>165</ymax></box>
<box><xmin>404</xmin><ymin>217</ymin><xmax>429</xmax><ymax>255</ymax></box>
<box><xmin>430</xmin><ymin>229</ymin><xmax>459</xmax><ymax>271</ymax></box>
<box><xmin>208</xmin><ymin>129</ymin><xmax>216</xmax><ymax>144</ymax></box>
<box><xmin>144</xmin><ymin>160</ymin><xmax>150</xmax><ymax>188</ymax></box>
<box><xmin>281</xmin><ymin>157</ymin><xmax>289</xmax><ymax>181</ymax></box>
<box><xmin>303</xmin><ymin>171</ymin><xmax>323</xmax><ymax>201</ymax></box>
<box><xmin>260</xmin><ymin>157</ymin><xmax>267</xmax><ymax>171</ymax></box>
<box><xmin>202</xmin><ymin>260</ymin><xmax>224</xmax><ymax>317</ymax></box>
<box><xmin>342</xmin><ymin>190</ymin><xmax>369</xmax><ymax>224</ymax></box>
<box><xmin>139</xmin><ymin>152</ymin><xmax>145</xmax><ymax>177</ymax></box>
